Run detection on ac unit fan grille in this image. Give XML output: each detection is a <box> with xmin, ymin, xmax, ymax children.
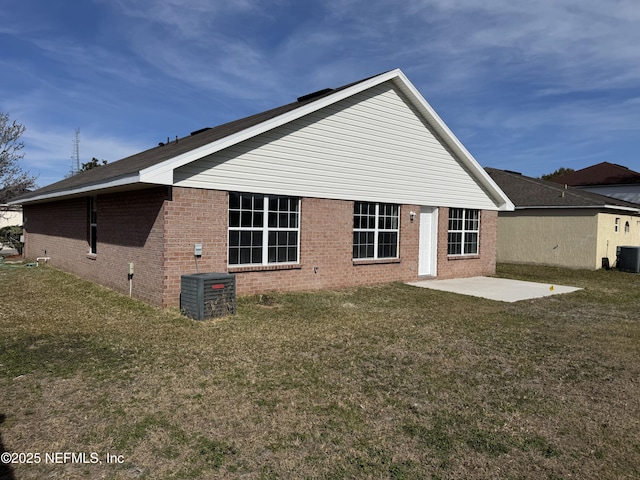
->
<box><xmin>180</xmin><ymin>273</ymin><xmax>236</xmax><ymax>320</ymax></box>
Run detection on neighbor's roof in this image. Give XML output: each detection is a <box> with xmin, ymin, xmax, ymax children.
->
<box><xmin>12</xmin><ymin>69</ymin><xmax>513</xmax><ymax>210</ymax></box>
<box><xmin>551</xmin><ymin>162</ymin><xmax>640</xmax><ymax>187</ymax></box>
<box><xmin>486</xmin><ymin>168</ymin><xmax>640</xmax><ymax>212</ymax></box>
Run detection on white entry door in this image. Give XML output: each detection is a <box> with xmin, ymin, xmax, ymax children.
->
<box><xmin>418</xmin><ymin>207</ymin><xmax>438</xmax><ymax>276</ymax></box>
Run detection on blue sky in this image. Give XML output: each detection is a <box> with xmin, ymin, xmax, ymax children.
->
<box><xmin>2</xmin><ymin>0</ymin><xmax>639</xmax><ymax>188</ymax></box>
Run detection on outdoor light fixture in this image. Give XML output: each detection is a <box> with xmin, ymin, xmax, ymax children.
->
<box><xmin>410</xmin><ymin>211</ymin><xmax>417</xmax><ymax>222</ymax></box>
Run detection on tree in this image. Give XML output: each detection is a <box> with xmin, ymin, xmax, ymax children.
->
<box><xmin>540</xmin><ymin>167</ymin><xmax>575</xmax><ymax>181</ymax></box>
<box><xmin>0</xmin><ymin>112</ymin><xmax>37</xmax><ymax>204</ymax></box>
<box><xmin>80</xmin><ymin>157</ymin><xmax>108</xmax><ymax>172</ymax></box>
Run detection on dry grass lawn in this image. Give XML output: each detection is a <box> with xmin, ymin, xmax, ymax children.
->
<box><xmin>1</xmin><ymin>263</ymin><xmax>639</xmax><ymax>479</ymax></box>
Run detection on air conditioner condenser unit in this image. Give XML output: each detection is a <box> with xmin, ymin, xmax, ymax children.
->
<box><xmin>180</xmin><ymin>272</ymin><xmax>236</xmax><ymax>320</ymax></box>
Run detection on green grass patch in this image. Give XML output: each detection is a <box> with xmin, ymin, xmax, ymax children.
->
<box><xmin>0</xmin><ymin>333</ymin><xmax>136</xmax><ymax>379</ymax></box>
<box><xmin>1</xmin><ymin>264</ymin><xmax>639</xmax><ymax>478</ymax></box>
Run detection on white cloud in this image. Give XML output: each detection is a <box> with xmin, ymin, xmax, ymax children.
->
<box><xmin>90</xmin><ymin>0</ymin><xmax>288</xmax><ymax>102</ymax></box>
<box><xmin>29</xmin><ymin>37</ymin><xmax>150</xmax><ymax>88</ymax></box>
<box><xmin>415</xmin><ymin>0</ymin><xmax>640</xmax><ymax>92</ymax></box>
<box><xmin>126</xmin><ymin>30</ymin><xmax>281</xmax><ymax>101</ymax></box>
<box><xmin>98</xmin><ymin>0</ymin><xmax>266</xmax><ymax>40</ymax></box>
<box><xmin>291</xmin><ymin>0</ymin><xmax>640</xmax><ymax>98</ymax></box>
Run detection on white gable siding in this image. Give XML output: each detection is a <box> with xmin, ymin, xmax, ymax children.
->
<box><xmin>174</xmin><ymin>83</ymin><xmax>499</xmax><ymax>210</ymax></box>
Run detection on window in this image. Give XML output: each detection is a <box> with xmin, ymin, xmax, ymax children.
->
<box><xmin>88</xmin><ymin>196</ymin><xmax>97</xmax><ymax>254</ymax></box>
<box><xmin>625</xmin><ymin>221</ymin><xmax>630</xmax><ymax>234</ymax></box>
<box><xmin>228</xmin><ymin>192</ymin><xmax>299</xmax><ymax>266</ymax></box>
<box><xmin>448</xmin><ymin>208</ymin><xmax>479</xmax><ymax>255</ymax></box>
<box><xmin>615</xmin><ymin>217</ymin><xmax>620</xmax><ymax>233</ymax></box>
<box><xmin>353</xmin><ymin>202</ymin><xmax>399</xmax><ymax>259</ymax></box>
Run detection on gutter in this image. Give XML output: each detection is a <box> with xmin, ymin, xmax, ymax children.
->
<box><xmin>515</xmin><ymin>205</ymin><xmax>640</xmax><ymax>213</ymax></box>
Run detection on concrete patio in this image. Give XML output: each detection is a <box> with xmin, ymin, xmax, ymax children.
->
<box><xmin>407</xmin><ymin>276</ymin><xmax>581</xmax><ymax>302</ymax></box>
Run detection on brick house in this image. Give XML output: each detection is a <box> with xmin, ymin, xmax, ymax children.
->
<box><xmin>11</xmin><ymin>69</ymin><xmax>513</xmax><ymax>307</ymax></box>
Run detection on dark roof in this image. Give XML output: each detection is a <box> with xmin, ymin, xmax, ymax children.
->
<box><xmin>551</xmin><ymin>162</ymin><xmax>640</xmax><ymax>186</ymax></box>
<box><xmin>13</xmin><ymin>73</ymin><xmax>382</xmax><ymax>203</ymax></box>
<box><xmin>485</xmin><ymin>168</ymin><xmax>640</xmax><ymax>210</ymax></box>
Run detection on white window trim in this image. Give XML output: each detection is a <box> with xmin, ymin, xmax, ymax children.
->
<box><xmin>448</xmin><ymin>208</ymin><xmax>480</xmax><ymax>256</ymax></box>
<box><xmin>353</xmin><ymin>202</ymin><xmax>400</xmax><ymax>260</ymax></box>
<box><xmin>228</xmin><ymin>194</ymin><xmax>300</xmax><ymax>266</ymax></box>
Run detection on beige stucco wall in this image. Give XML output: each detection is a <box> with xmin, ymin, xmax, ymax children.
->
<box><xmin>497</xmin><ymin>209</ymin><xmax>640</xmax><ymax>269</ymax></box>
<box><xmin>0</xmin><ymin>206</ymin><xmax>23</xmax><ymax>229</ymax></box>
<box><xmin>497</xmin><ymin>209</ymin><xmax>599</xmax><ymax>269</ymax></box>
<box><xmin>596</xmin><ymin>212</ymin><xmax>640</xmax><ymax>267</ymax></box>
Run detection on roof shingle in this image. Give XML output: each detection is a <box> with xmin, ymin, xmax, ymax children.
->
<box><xmin>551</xmin><ymin>162</ymin><xmax>640</xmax><ymax>186</ymax></box>
<box><xmin>485</xmin><ymin>168</ymin><xmax>640</xmax><ymax>210</ymax></box>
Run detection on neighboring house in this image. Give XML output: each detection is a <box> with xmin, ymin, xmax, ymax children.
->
<box><xmin>0</xmin><ymin>204</ymin><xmax>22</xmax><ymax>230</ymax></box>
<box><xmin>0</xmin><ymin>186</ymin><xmax>25</xmax><ymax>230</ymax></box>
<box><xmin>486</xmin><ymin>168</ymin><xmax>640</xmax><ymax>270</ymax></box>
<box><xmin>551</xmin><ymin>162</ymin><xmax>640</xmax><ymax>204</ymax></box>
<box><xmin>0</xmin><ymin>204</ymin><xmax>22</xmax><ymax>255</ymax></box>
<box><xmin>10</xmin><ymin>69</ymin><xmax>513</xmax><ymax>307</ymax></box>
<box><xmin>1</xmin><ymin>185</ymin><xmax>29</xmax><ymax>231</ymax></box>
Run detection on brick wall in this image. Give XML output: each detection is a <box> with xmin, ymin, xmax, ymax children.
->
<box><xmin>24</xmin><ymin>198</ymin><xmax>87</xmax><ymax>270</ymax></box>
<box><xmin>161</xmin><ymin>187</ymin><xmax>422</xmax><ymax>306</ymax></box>
<box><xmin>96</xmin><ymin>188</ymin><xmax>170</xmax><ymax>305</ymax></box>
<box><xmin>436</xmin><ymin>208</ymin><xmax>497</xmax><ymax>279</ymax></box>
<box><xmin>162</xmin><ymin>187</ymin><xmax>228</xmax><ymax>307</ymax></box>
<box><xmin>24</xmin><ymin>187</ymin><xmax>170</xmax><ymax>305</ymax></box>
<box><xmin>24</xmin><ymin>186</ymin><xmax>499</xmax><ymax>308</ymax></box>
<box><xmin>227</xmin><ymin>197</ymin><xmax>421</xmax><ymax>297</ymax></box>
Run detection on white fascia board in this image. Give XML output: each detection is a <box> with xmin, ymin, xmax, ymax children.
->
<box><xmin>8</xmin><ymin>174</ymin><xmax>141</xmax><ymax>205</ymax></box>
<box><xmin>139</xmin><ymin>70</ymin><xmax>403</xmax><ymax>185</ymax></box>
<box><xmin>515</xmin><ymin>205</ymin><xmax>640</xmax><ymax>213</ymax></box>
<box><xmin>390</xmin><ymin>71</ymin><xmax>515</xmax><ymax>212</ymax></box>
<box><xmin>604</xmin><ymin>204</ymin><xmax>640</xmax><ymax>213</ymax></box>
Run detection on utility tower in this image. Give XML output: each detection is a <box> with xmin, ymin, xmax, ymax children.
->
<box><xmin>70</xmin><ymin>128</ymin><xmax>80</xmax><ymax>175</ymax></box>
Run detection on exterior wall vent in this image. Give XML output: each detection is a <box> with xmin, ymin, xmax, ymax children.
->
<box><xmin>180</xmin><ymin>273</ymin><xmax>236</xmax><ymax>320</ymax></box>
<box><xmin>617</xmin><ymin>246</ymin><xmax>640</xmax><ymax>273</ymax></box>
